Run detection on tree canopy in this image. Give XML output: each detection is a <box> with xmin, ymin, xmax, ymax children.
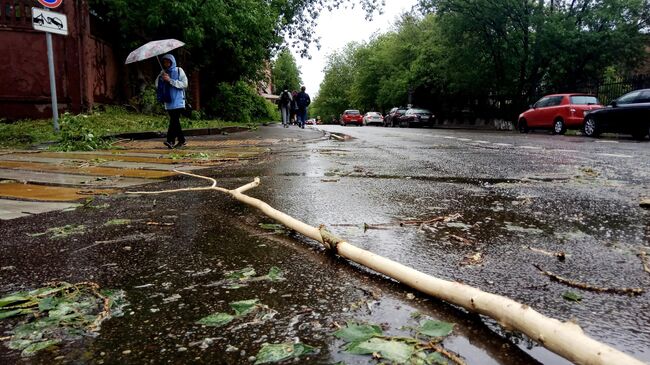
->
<box><xmin>313</xmin><ymin>0</ymin><xmax>649</xmax><ymax>122</ymax></box>
<box><xmin>272</xmin><ymin>49</ymin><xmax>303</xmax><ymax>94</ymax></box>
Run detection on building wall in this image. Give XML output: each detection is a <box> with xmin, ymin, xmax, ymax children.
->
<box><xmin>0</xmin><ymin>0</ymin><xmax>120</xmax><ymax>120</ymax></box>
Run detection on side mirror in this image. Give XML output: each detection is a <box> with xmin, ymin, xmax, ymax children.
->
<box><xmin>610</xmin><ymin>100</ymin><xmax>618</xmax><ymax>107</ymax></box>
<box><xmin>529</xmin><ymin>104</ymin><xmax>534</xmax><ymax>109</ymax></box>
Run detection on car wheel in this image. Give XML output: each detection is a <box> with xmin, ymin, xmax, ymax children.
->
<box><xmin>583</xmin><ymin>116</ymin><xmax>600</xmax><ymax>137</ymax></box>
<box><xmin>518</xmin><ymin>119</ymin><xmax>529</xmax><ymax>134</ymax></box>
<box><xmin>553</xmin><ymin>118</ymin><xmax>566</xmax><ymax>135</ymax></box>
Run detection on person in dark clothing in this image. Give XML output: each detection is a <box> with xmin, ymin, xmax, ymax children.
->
<box><xmin>290</xmin><ymin>90</ymin><xmax>298</xmax><ymax>125</ymax></box>
<box><xmin>295</xmin><ymin>86</ymin><xmax>311</xmax><ymax>129</ymax></box>
<box><xmin>278</xmin><ymin>89</ymin><xmax>292</xmax><ymax>128</ymax></box>
<box><xmin>156</xmin><ymin>54</ymin><xmax>188</xmax><ymax>149</ymax></box>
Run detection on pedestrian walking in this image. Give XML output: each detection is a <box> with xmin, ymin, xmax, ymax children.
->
<box><xmin>296</xmin><ymin>86</ymin><xmax>311</xmax><ymax>129</ymax></box>
<box><xmin>278</xmin><ymin>89</ymin><xmax>292</xmax><ymax>128</ymax></box>
<box><xmin>156</xmin><ymin>54</ymin><xmax>188</xmax><ymax>149</ymax></box>
<box><xmin>290</xmin><ymin>90</ymin><xmax>298</xmax><ymax>125</ymax></box>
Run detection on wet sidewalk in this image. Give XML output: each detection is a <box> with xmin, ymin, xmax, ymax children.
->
<box><xmin>0</xmin><ymin>126</ymin><xmax>320</xmax><ymax>220</ymax></box>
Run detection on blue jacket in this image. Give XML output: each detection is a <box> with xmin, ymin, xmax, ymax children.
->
<box><xmin>156</xmin><ymin>54</ymin><xmax>188</xmax><ymax>110</ymax></box>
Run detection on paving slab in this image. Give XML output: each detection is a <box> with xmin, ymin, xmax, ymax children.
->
<box><xmin>0</xmin><ymin>183</ymin><xmax>117</xmax><ymax>202</ymax></box>
<box><xmin>0</xmin><ymin>199</ymin><xmax>79</xmax><ymax>220</ymax></box>
<box><xmin>0</xmin><ymin>160</ymin><xmax>176</xmax><ymax>179</ymax></box>
<box><xmin>0</xmin><ymin>169</ymin><xmax>153</xmax><ymax>188</ymax></box>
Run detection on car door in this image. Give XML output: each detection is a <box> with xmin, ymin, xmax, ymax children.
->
<box><xmin>609</xmin><ymin>91</ymin><xmax>642</xmax><ymax>132</ymax></box>
<box><xmin>540</xmin><ymin>96</ymin><xmax>565</xmax><ymax>128</ymax></box>
<box><xmin>528</xmin><ymin>97</ymin><xmax>549</xmax><ymax>127</ymax></box>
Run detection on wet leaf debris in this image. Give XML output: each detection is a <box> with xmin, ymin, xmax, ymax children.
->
<box><xmin>334</xmin><ymin>318</ymin><xmax>460</xmax><ymax>364</ymax></box>
<box><xmin>0</xmin><ymin>282</ymin><xmax>127</xmax><ymax>357</ymax></box>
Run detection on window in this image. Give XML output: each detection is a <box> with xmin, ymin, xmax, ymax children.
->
<box><xmin>638</xmin><ymin>90</ymin><xmax>650</xmax><ymax>103</ymax></box>
<box><xmin>617</xmin><ymin>91</ymin><xmax>641</xmax><ymax>105</ymax></box>
<box><xmin>570</xmin><ymin>96</ymin><xmax>599</xmax><ymax>105</ymax></box>
<box><xmin>535</xmin><ymin>97</ymin><xmax>550</xmax><ymax>108</ymax></box>
<box><xmin>547</xmin><ymin>96</ymin><xmax>564</xmax><ymax>106</ymax></box>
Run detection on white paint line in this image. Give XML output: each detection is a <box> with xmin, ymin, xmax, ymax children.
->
<box><xmin>596</xmin><ymin>153</ymin><xmax>633</xmax><ymax>158</ymax></box>
<box><xmin>518</xmin><ymin>146</ymin><xmax>542</xmax><ymax>150</ymax></box>
<box><xmin>493</xmin><ymin>143</ymin><xmax>514</xmax><ymax>147</ymax></box>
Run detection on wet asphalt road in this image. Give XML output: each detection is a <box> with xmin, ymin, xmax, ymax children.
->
<box><xmin>1</xmin><ymin>124</ymin><xmax>649</xmax><ymax>364</ymax></box>
<box><xmin>280</xmin><ymin>124</ymin><xmax>650</xmax><ymax>363</ymax></box>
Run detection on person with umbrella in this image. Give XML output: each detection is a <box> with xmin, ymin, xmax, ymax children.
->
<box><xmin>155</xmin><ymin>54</ymin><xmax>188</xmax><ymax>148</ymax></box>
<box><xmin>125</xmin><ymin>39</ymin><xmax>188</xmax><ymax>149</ymax></box>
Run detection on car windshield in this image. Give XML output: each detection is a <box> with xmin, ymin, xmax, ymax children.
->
<box><xmin>366</xmin><ymin>112</ymin><xmax>380</xmax><ymax>116</ymax></box>
<box><xmin>570</xmin><ymin>96</ymin><xmax>599</xmax><ymax>105</ymax></box>
<box><xmin>408</xmin><ymin>109</ymin><xmax>430</xmax><ymax>114</ymax></box>
<box><xmin>345</xmin><ymin>110</ymin><xmax>360</xmax><ymax>115</ymax></box>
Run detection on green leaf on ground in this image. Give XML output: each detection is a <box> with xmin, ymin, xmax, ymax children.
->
<box><xmin>28</xmin><ymin>225</ymin><xmax>86</xmax><ymax>239</ymax></box>
<box><xmin>225</xmin><ymin>267</ymin><xmax>257</xmax><ymax>280</ymax></box>
<box><xmin>104</xmin><ymin>219</ymin><xmax>132</xmax><ymax>226</ymax></box>
<box><xmin>230</xmin><ymin>299</ymin><xmax>259</xmax><ymax>316</ymax></box>
<box><xmin>346</xmin><ymin>338</ymin><xmax>415</xmax><ymax>363</ymax></box>
<box><xmin>254</xmin><ymin>342</ymin><xmax>317</xmax><ymax>364</ymax></box>
<box><xmin>427</xmin><ymin>352</ymin><xmax>450</xmax><ymax>364</ymax></box>
<box><xmin>266</xmin><ymin>267</ymin><xmax>283</xmax><ymax>281</ymax></box>
<box><xmin>196</xmin><ymin>312</ymin><xmax>234</xmax><ymax>327</ymax></box>
<box><xmin>0</xmin><ymin>309</ymin><xmax>31</xmax><ymax>320</ymax></box>
<box><xmin>334</xmin><ymin>322</ymin><xmax>383</xmax><ymax>342</ymax></box>
<box><xmin>259</xmin><ymin>223</ymin><xmax>287</xmax><ymax>234</ymax></box>
<box><xmin>0</xmin><ymin>293</ymin><xmax>31</xmax><ymax>307</ymax></box>
<box><xmin>418</xmin><ymin>320</ymin><xmax>455</xmax><ymax>338</ymax></box>
<box><xmin>562</xmin><ymin>291</ymin><xmax>583</xmax><ymax>302</ymax></box>
<box><xmin>21</xmin><ymin>340</ymin><xmax>60</xmax><ymax>357</ymax></box>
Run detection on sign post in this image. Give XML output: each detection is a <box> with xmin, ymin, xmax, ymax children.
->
<box><xmin>32</xmin><ymin>3</ymin><xmax>67</xmax><ymax>132</ymax></box>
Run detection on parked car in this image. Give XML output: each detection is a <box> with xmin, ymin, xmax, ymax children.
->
<box><xmin>583</xmin><ymin>89</ymin><xmax>650</xmax><ymax>140</ymax></box>
<box><xmin>340</xmin><ymin>110</ymin><xmax>364</xmax><ymax>126</ymax></box>
<box><xmin>384</xmin><ymin>107</ymin><xmax>407</xmax><ymax>127</ymax></box>
<box><xmin>518</xmin><ymin>94</ymin><xmax>603</xmax><ymax>134</ymax></box>
<box><xmin>363</xmin><ymin>112</ymin><xmax>384</xmax><ymax>126</ymax></box>
<box><xmin>395</xmin><ymin>108</ymin><xmax>435</xmax><ymax>128</ymax></box>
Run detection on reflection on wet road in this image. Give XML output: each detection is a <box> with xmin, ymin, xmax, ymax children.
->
<box><xmin>263</xmin><ymin>125</ymin><xmax>650</xmax><ymax>363</ymax></box>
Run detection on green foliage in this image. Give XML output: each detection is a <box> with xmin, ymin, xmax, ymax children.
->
<box><xmin>28</xmin><ymin>225</ymin><xmax>86</xmax><ymax>239</ymax></box>
<box><xmin>272</xmin><ymin>49</ymin><xmax>302</xmax><ymax>94</ymax></box>
<box><xmin>335</xmin><ymin>319</ymin><xmax>456</xmax><ymax>364</ymax></box>
<box><xmin>254</xmin><ymin>342</ymin><xmax>317</xmax><ymax>364</ymax></box>
<box><xmin>55</xmin><ymin>113</ymin><xmax>114</xmax><ymax>152</ymax></box>
<box><xmin>315</xmin><ymin>1</ymin><xmax>649</xmax><ymax>120</ymax></box>
<box><xmin>0</xmin><ymin>283</ymin><xmax>127</xmax><ymax>357</ymax></box>
<box><xmin>195</xmin><ymin>312</ymin><xmax>234</xmax><ymax>327</ymax></box>
<box><xmin>562</xmin><ymin>291</ymin><xmax>583</xmax><ymax>302</ymax></box>
<box><xmin>206</xmin><ymin>82</ymin><xmax>279</xmax><ymax>123</ymax></box>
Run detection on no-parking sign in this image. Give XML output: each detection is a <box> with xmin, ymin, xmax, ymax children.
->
<box><xmin>38</xmin><ymin>0</ymin><xmax>63</xmax><ymax>9</ymax></box>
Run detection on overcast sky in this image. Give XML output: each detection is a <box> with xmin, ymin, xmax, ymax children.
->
<box><xmin>289</xmin><ymin>0</ymin><xmax>419</xmax><ymax>96</ymax></box>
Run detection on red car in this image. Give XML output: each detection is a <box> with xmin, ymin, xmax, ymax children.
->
<box><xmin>340</xmin><ymin>110</ymin><xmax>363</xmax><ymax>126</ymax></box>
<box><xmin>518</xmin><ymin>94</ymin><xmax>603</xmax><ymax>134</ymax></box>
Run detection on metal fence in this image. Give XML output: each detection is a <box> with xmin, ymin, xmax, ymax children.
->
<box><xmin>592</xmin><ymin>75</ymin><xmax>650</xmax><ymax>105</ymax></box>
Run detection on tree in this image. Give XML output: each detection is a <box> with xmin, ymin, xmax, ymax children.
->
<box><xmin>272</xmin><ymin>50</ymin><xmax>302</xmax><ymax>94</ymax></box>
<box><xmin>88</xmin><ymin>0</ymin><xmax>384</xmax><ymax>119</ymax></box>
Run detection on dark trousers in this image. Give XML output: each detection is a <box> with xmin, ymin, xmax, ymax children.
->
<box><xmin>167</xmin><ymin>108</ymin><xmax>185</xmax><ymax>144</ymax></box>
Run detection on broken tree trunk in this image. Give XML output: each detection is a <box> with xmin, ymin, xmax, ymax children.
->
<box><xmin>128</xmin><ymin>171</ymin><xmax>646</xmax><ymax>365</ymax></box>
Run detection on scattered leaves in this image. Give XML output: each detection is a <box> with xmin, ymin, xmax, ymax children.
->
<box><xmin>562</xmin><ymin>291</ymin><xmax>583</xmax><ymax>302</ymax></box>
<box><xmin>104</xmin><ymin>219</ymin><xmax>131</xmax><ymax>226</ymax></box>
<box><xmin>254</xmin><ymin>342</ymin><xmax>317</xmax><ymax>364</ymax></box>
<box><xmin>27</xmin><ymin>225</ymin><xmax>86</xmax><ymax>239</ymax></box>
<box><xmin>418</xmin><ymin>320</ymin><xmax>455</xmax><ymax>338</ymax></box>
<box><xmin>334</xmin><ymin>322</ymin><xmax>383</xmax><ymax>342</ymax></box>
<box><xmin>196</xmin><ymin>313</ymin><xmax>235</xmax><ymax>327</ymax></box>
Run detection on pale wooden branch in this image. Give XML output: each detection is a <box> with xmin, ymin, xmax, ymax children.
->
<box><xmin>126</xmin><ymin>172</ymin><xmax>647</xmax><ymax>365</ymax></box>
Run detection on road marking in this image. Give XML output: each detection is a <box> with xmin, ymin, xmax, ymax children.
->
<box><xmin>457</xmin><ymin>138</ymin><xmax>472</xmax><ymax>142</ymax></box>
<box><xmin>595</xmin><ymin>140</ymin><xmax>619</xmax><ymax>144</ymax></box>
<box><xmin>596</xmin><ymin>153</ymin><xmax>633</xmax><ymax>158</ymax></box>
<box><xmin>552</xmin><ymin>149</ymin><xmax>580</xmax><ymax>153</ymax></box>
<box><xmin>442</xmin><ymin>136</ymin><xmax>457</xmax><ymax>139</ymax></box>
<box><xmin>519</xmin><ymin>146</ymin><xmax>541</xmax><ymax>149</ymax></box>
<box><xmin>493</xmin><ymin>143</ymin><xmax>513</xmax><ymax>147</ymax></box>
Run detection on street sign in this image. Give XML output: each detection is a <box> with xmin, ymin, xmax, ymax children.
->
<box><xmin>37</xmin><ymin>0</ymin><xmax>63</xmax><ymax>9</ymax></box>
<box><xmin>32</xmin><ymin>8</ymin><xmax>68</xmax><ymax>36</ymax></box>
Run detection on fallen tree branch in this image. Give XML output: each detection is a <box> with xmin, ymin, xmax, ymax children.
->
<box><xmin>127</xmin><ymin>171</ymin><xmax>647</xmax><ymax>365</ymax></box>
<box><xmin>527</xmin><ymin>246</ymin><xmax>567</xmax><ymax>261</ymax></box>
<box><xmin>533</xmin><ymin>264</ymin><xmax>644</xmax><ymax>296</ymax></box>
<box><xmin>430</xmin><ymin>343</ymin><xmax>467</xmax><ymax>365</ymax></box>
